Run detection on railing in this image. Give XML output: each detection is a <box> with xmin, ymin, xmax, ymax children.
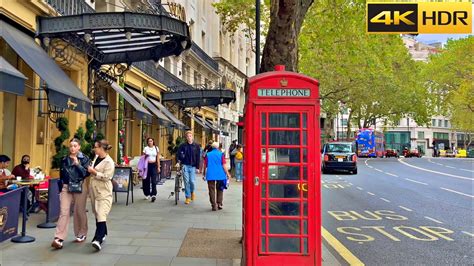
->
<box><xmin>190</xmin><ymin>41</ymin><xmax>219</xmax><ymax>72</ymax></box>
<box><xmin>45</xmin><ymin>0</ymin><xmax>95</xmax><ymax>15</ymax></box>
<box><xmin>134</xmin><ymin>61</ymin><xmax>191</xmax><ymax>91</ymax></box>
<box><xmin>134</xmin><ymin>61</ymin><xmax>226</xmax><ymax>93</ymax></box>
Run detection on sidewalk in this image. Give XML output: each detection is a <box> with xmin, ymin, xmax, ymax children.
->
<box><xmin>0</xmin><ymin>174</ymin><xmax>340</xmax><ymax>266</ymax></box>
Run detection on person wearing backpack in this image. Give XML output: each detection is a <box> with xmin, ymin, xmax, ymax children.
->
<box><xmin>233</xmin><ymin>145</ymin><xmax>244</xmax><ymax>182</ymax></box>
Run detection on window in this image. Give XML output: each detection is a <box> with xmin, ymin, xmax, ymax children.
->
<box><xmin>341</xmin><ymin>119</ymin><xmax>348</xmax><ymax>126</ymax></box>
<box><xmin>418</xmin><ymin>131</ymin><xmax>424</xmax><ymax>139</ymax></box>
<box><xmin>201</xmin><ymin>31</ymin><xmax>206</xmax><ymax>52</ymax></box>
<box><xmin>431</xmin><ymin>119</ymin><xmax>436</xmax><ymax>127</ymax></box>
<box><xmin>433</xmin><ymin>132</ymin><xmax>449</xmax><ymax>140</ymax></box>
<box><xmin>444</xmin><ymin>120</ymin><xmax>448</xmax><ymax>128</ymax></box>
<box><xmin>438</xmin><ymin>119</ymin><xmax>442</xmax><ymax>127</ymax></box>
<box><xmin>164</xmin><ymin>58</ymin><xmax>171</xmax><ymax>71</ymax></box>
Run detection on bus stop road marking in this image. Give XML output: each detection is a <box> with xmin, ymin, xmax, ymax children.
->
<box><xmin>461</xmin><ymin>231</ymin><xmax>474</xmax><ymax>237</ymax></box>
<box><xmin>398</xmin><ymin>159</ymin><xmax>473</xmax><ymax>181</ymax></box>
<box><xmin>440</xmin><ymin>187</ymin><xmax>474</xmax><ymax>199</ymax></box>
<box><xmin>424</xmin><ymin>216</ymin><xmax>444</xmax><ymax>224</ymax></box>
<box><xmin>405</xmin><ymin>178</ymin><xmax>429</xmax><ymax>186</ymax></box>
<box><xmin>322</xmin><ymin>226</ymin><xmax>365</xmax><ymax>266</ymax></box>
<box><xmin>399</xmin><ymin>206</ymin><xmax>413</xmax><ymax>212</ymax></box>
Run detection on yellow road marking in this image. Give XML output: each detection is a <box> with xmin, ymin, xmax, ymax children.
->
<box><xmin>424</xmin><ymin>216</ymin><xmax>443</xmax><ymax>224</ymax></box>
<box><xmin>461</xmin><ymin>231</ymin><xmax>474</xmax><ymax>237</ymax></box>
<box><xmin>399</xmin><ymin>206</ymin><xmax>413</xmax><ymax>212</ymax></box>
<box><xmin>367</xmin><ymin>192</ymin><xmax>375</xmax><ymax>196</ymax></box>
<box><xmin>440</xmin><ymin>187</ymin><xmax>474</xmax><ymax>199</ymax></box>
<box><xmin>405</xmin><ymin>178</ymin><xmax>428</xmax><ymax>186</ymax></box>
<box><xmin>380</xmin><ymin>198</ymin><xmax>391</xmax><ymax>203</ymax></box>
<box><xmin>398</xmin><ymin>159</ymin><xmax>473</xmax><ymax>181</ymax></box>
<box><xmin>322</xmin><ymin>226</ymin><xmax>365</xmax><ymax>265</ymax></box>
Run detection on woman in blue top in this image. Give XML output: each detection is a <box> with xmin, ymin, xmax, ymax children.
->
<box><xmin>202</xmin><ymin>142</ymin><xmax>231</xmax><ymax>211</ymax></box>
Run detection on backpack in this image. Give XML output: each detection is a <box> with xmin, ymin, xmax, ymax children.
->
<box><xmin>235</xmin><ymin>151</ymin><xmax>243</xmax><ymax>160</ymax></box>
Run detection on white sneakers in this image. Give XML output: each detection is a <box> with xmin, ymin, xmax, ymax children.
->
<box><xmin>144</xmin><ymin>195</ymin><xmax>150</xmax><ymax>200</ymax></box>
<box><xmin>75</xmin><ymin>235</ymin><xmax>86</xmax><ymax>242</ymax></box>
<box><xmin>92</xmin><ymin>240</ymin><xmax>101</xmax><ymax>251</ymax></box>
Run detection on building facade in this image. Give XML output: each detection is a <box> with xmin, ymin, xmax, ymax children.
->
<box><xmin>0</xmin><ymin>0</ymin><xmax>252</xmax><ymax>175</ymax></box>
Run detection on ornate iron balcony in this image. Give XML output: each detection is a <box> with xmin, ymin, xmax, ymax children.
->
<box><xmin>46</xmin><ymin>0</ymin><xmax>95</xmax><ymax>15</ymax></box>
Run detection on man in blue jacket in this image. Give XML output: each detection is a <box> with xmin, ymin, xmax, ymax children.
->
<box><xmin>178</xmin><ymin>131</ymin><xmax>201</xmax><ymax>204</ymax></box>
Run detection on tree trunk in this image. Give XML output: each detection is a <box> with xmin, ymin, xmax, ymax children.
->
<box><xmin>346</xmin><ymin>111</ymin><xmax>353</xmax><ymax>141</ymax></box>
<box><xmin>260</xmin><ymin>0</ymin><xmax>314</xmax><ymax>73</ymax></box>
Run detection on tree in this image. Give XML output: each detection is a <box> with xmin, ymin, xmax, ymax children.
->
<box><xmin>213</xmin><ymin>0</ymin><xmax>314</xmax><ymax>73</ymax></box>
<box><xmin>299</xmin><ymin>0</ymin><xmax>432</xmax><ymax>130</ymax></box>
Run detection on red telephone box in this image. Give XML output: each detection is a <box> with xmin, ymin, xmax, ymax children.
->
<box><xmin>242</xmin><ymin>65</ymin><xmax>321</xmax><ymax>266</ymax></box>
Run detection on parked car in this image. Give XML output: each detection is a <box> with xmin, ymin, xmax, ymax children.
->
<box><xmin>402</xmin><ymin>148</ymin><xmax>422</xmax><ymax>158</ymax></box>
<box><xmin>321</xmin><ymin>142</ymin><xmax>357</xmax><ymax>174</ymax></box>
<box><xmin>385</xmin><ymin>149</ymin><xmax>399</xmax><ymax>158</ymax></box>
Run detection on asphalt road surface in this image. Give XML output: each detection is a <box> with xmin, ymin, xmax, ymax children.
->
<box><xmin>322</xmin><ymin>157</ymin><xmax>473</xmax><ymax>265</ymax></box>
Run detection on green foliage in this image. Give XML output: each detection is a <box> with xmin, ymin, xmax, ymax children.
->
<box><xmin>299</xmin><ymin>0</ymin><xmax>432</xmax><ymax>129</ymax></box>
<box><xmin>212</xmin><ymin>0</ymin><xmax>269</xmax><ymax>52</ymax></box>
<box><xmin>422</xmin><ymin>36</ymin><xmax>473</xmax><ymax>136</ymax></box>
<box><xmin>73</xmin><ymin>119</ymin><xmax>97</xmax><ymax>159</ymax></box>
<box><xmin>52</xmin><ymin>117</ymin><xmax>70</xmax><ymax>169</ymax></box>
<box><xmin>167</xmin><ymin>136</ymin><xmax>185</xmax><ymax>157</ymax></box>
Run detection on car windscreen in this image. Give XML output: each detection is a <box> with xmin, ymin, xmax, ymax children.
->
<box><xmin>327</xmin><ymin>143</ymin><xmax>353</xmax><ymax>153</ymax></box>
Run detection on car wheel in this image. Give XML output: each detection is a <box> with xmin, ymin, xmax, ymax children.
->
<box><xmin>322</xmin><ymin>168</ymin><xmax>329</xmax><ymax>174</ymax></box>
<box><xmin>352</xmin><ymin>168</ymin><xmax>358</xmax><ymax>175</ymax></box>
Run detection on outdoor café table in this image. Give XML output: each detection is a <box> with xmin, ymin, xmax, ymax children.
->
<box><xmin>8</xmin><ymin>179</ymin><xmax>44</xmax><ymax>214</ymax></box>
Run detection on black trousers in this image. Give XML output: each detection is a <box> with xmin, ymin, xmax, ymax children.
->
<box><xmin>142</xmin><ymin>163</ymin><xmax>158</xmax><ymax>196</ymax></box>
<box><xmin>94</xmin><ymin>220</ymin><xmax>108</xmax><ymax>243</ymax></box>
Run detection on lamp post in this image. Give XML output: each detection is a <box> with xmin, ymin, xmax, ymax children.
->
<box><xmin>255</xmin><ymin>0</ymin><xmax>260</xmax><ymax>74</ymax></box>
<box><xmin>93</xmin><ymin>97</ymin><xmax>109</xmax><ymax>131</ymax></box>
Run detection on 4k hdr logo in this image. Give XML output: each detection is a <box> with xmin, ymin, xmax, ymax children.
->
<box><xmin>367</xmin><ymin>2</ymin><xmax>472</xmax><ymax>34</ymax></box>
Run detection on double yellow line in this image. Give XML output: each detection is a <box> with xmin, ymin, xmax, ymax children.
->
<box><xmin>322</xmin><ymin>226</ymin><xmax>365</xmax><ymax>265</ymax></box>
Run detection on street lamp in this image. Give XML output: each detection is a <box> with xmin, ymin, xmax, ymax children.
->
<box><xmin>93</xmin><ymin>97</ymin><xmax>109</xmax><ymax>123</ymax></box>
<box><xmin>166</xmin><ymin>125</ymin><xmax>175</xmax><ymax>137</ymax></box>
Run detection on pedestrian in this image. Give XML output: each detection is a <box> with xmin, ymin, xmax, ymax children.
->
<box><xmin>202</xmin><ymin>142</ymin><xmax>231</xmax><ymax>211</ymax></box>
<box><xmin>0</xmin><ymin>155</ymin><xmax>14</xmax><ymax>192</ymax></box>
<box><xmin>87</xmin><ymin>139</ymin><xmax>115</xmax><ymax>251</ymax></box>
<box><xmin>12</xmin><ymin>155</ymin><xmax>36</xmax><ymax>211</ymax></box>
<box><xmin>51</xmin><ymin>138</ymin><xmax>90</xmax><ymax>249</ymax></box>
<box><xmin>142</xmin><ymin>137</ymin><xmax>161</xmax><ymax>202</ymax></box>
<box><xmin>229</xmin><ymin>140</ymin><xmax>237</xmax><ymax>173</ymax></box>
<box><xmin>233</xmin><ymin>145</ymin><xmax>244</xmax><ymax>182</ymax></box>
<box><xmin>178</xmin><ymin>131</ymin><xmax>201</xmax><ymax>204</ymax></box>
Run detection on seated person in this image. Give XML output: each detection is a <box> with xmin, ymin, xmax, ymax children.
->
<box><xmin>12</xmin><ymin>155</ymin><xmax>31</xmax><ymax>179</ymax></box>
<box><xmin>0</xmin><ymin>155</ymin><xmax>14</xmax><ymax>192</ymax></box>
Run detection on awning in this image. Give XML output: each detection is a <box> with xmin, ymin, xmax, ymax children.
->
<box><xmin>149</xmin><ymin>98</ymin><xmax>187</xmax><ymax>130</ymax></box>
<box><xmin>204</xmin><ymin>119</ymin><xmax>220</xmax><ymax>134</ymax></box>
<box><xmin>97</xmin><ymin>76</ymin><xmax>152</xmax><ymax>122</ymax></box>
<box><xmin>0</xmin><ymin>20</ymin><xmax>91</xmax><ymax>113</ymax></box>
<box><xmin>126</xmin><ymin>88</ymin><xmax>171</xmax><ymax>126</ymax></box>
<box><xmin>185</xmin><ymin>112</ymin><xmax>210</xmax><ymax>131</ymax></box>
<box><xmin>0</xmin><ymin>56</ymin><xmax>26</xmax><ymax>95</ymax></box>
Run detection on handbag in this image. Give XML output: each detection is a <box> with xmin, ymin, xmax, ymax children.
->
<box><xmin>64</xmin><ymin>166</ymin><xmax>83</xmax><ymax>193</ymax></box>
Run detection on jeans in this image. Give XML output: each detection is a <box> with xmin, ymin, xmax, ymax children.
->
<box><xmin>235</xmin><ymin>162</ymin><xmax>243</xmax><ymax>181</ymax></box>
<box><xmin>183</xmin><ymin>165</ymin><xmax>196</xmax><ymax>199</ymax></box>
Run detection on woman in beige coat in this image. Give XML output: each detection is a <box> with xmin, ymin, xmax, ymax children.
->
<box><xmin>87</xmin><ymin>139</ymin><xmax>115</xmax><ymax>251</ymax></box>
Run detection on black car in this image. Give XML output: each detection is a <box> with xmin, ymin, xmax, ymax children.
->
<box><xmin>321</xmin><ymin>142</ymin><xmax>357</xmax><ymax>174</ymax></box>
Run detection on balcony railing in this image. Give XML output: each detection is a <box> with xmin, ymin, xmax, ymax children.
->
<box><xmin>190</xmin><ymin>41</ymin><xmax>219</xmax><ymax>72</ymax></box>
<box><xmin>46</xmin><ymin>0</ymin><xmax>95</xmax><ymax>15</ymax></box>
<box><xmin>134</xmin><ymin>61</ymin><xmax>191</xmax><ymax>91</ymax></box>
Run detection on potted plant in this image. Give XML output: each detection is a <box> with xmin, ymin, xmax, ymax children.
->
<box><xmin>51</xmin><ymin>117</ymin><xmax>70</xmax><ymax>177</ymax></box>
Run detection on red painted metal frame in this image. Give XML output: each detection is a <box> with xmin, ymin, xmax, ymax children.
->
<box><xmin>242</xmin><ymin>66</ymin><xmax>320</xmax><ymax>266</ymax></box>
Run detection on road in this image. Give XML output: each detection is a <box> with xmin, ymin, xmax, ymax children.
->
<box><xmin>322</xmin><ymin>157</ymin><xmax>474</xmax><ymax>265</ymax></box>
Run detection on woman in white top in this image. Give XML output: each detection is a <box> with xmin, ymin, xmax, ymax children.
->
<box><xmin>142</xmin><ymin>137</ymin><xmax>161</xmax><ymax>202</ymax></box>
